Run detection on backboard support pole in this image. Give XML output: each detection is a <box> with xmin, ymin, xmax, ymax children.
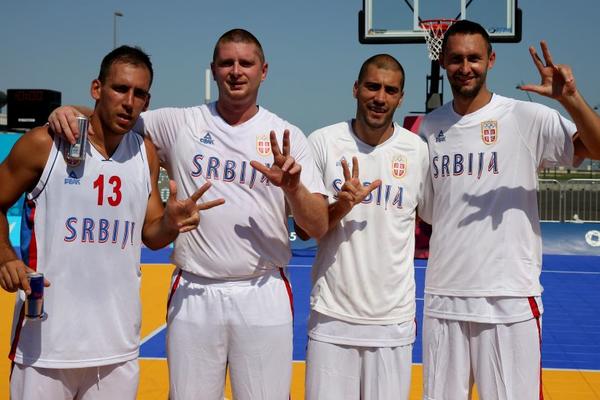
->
<box><xmin>426</xmin><ymin>60</ymin><xmax>443</xmax><ymax>112</ymax></box>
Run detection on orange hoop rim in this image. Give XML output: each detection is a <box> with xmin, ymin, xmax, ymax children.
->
<box><xmin>419</xmin><ymin>18</ymin><xmax>457</xmax><ymax>36</ymax></box>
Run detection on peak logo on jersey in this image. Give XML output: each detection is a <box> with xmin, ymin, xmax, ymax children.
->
<box><xmin>256</xmin><ymin>135</ymin><xmax>272</xmax><ymax>156</ymax></box>
<box><xmin>64</xmin><ymin>170</ymin><xmax>81</xmax><ymax>185</ymax></box>
<box><xmin>435</xmin><ymin>130</ymin><xmax>446</xmax><ymax>143</ymax></box>
<box><xmin>391</xmin><ymin>155</ymin><xmax>407</xmax><ymax>179</ymax></box>
<box><xmin>481</xmin><ymin>120</ymin><xmax>498</xmax><ymax>145</ymax></box>
<box><xmin>199</xmin><ymin>132</ymin><xmax>215</xmax><ymax>145</ymax></box>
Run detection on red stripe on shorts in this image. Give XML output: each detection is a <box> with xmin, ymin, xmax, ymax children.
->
<box><xmin>278</xmin><ymin>267</ymin><xmax>294</xmax><ymax>316</ymax></box>
<box><xmin>165</xmin><ymin>269</ymin><xmax>183</xmax><ymax>322</ymax></box>
<box><xmin>528</xmin><ymin>296</ymin><xmax>543</xmax><ymax>400</ymax></box>
<box><xmin>9</xmin><ymin>361</ymin><xmax>15</xmax><ymax>383</ymax></box>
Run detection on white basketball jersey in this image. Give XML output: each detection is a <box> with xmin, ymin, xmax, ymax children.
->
<box><xmin>10</xmin><ymin>132</ymin><xmax>150</xmax><ymax>368</ymax></box>
<box><xmin>137</xmin><ymin>103</ymin><xmax>325</xmax><ymax>280</ymax></box>
<box><xmin>420</xmin><ymin>94</ymin><xmax>577</xmax><ymax>297</ymax></box>
<box><xmin>309</xmin><ymin>121</ymin><xmax>431</xmax><ymax>324</ymax></box>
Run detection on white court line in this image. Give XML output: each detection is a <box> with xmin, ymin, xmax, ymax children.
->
<box><xmin>541</xmin><ymin>270</ymin><xmax>600</xmax><ymax>275</ymax></box>
<box><xmin>289</xmin><ymin>360</ymin><xmax>600</xmax><ymax>372</ymax></box>
<box><xmin>141</xmin><ymin>323</ymin><xmax>166</xmax><ymax>345</ymax></box>
<box><xmin>287</xmin><ymin>264</ymin><xmax>429</xmax><ymax>269</ymax></box>
<box><xmin>289</xmin><ymin>264</ymin><xmax>600</xmax><ymax>274</ymax></box>
<box><xmin>142</xmin><ymin>263</ymin><xmax>173</xmax><ymax>266</ymax></box>
<box><xmin>542</xmin><ymin>367</ymin><xmax>600</xmax><ymax>372</ymax></box>
<box><xmin>139</xmin><ymin>357</ymin><xmax>599</xmax><ymax>373</ymax></box>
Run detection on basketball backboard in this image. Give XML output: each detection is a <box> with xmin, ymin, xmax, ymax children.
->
<box><xmin>359</xmin><ymin>0</ymin><xmax>521</xmax><ymax>44</ymax></box>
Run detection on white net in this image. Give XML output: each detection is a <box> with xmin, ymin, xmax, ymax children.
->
<box><xmin>420</xmin><ymin>19</ymin><xmax>456</xmax><ymax>61</ymax></box>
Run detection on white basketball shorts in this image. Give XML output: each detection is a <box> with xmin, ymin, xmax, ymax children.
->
<box><xmin>305</xmin><ymin>338</ymin><xmax>413</xmax><ymax>400</ymax></box>
<box><xmin>166</xmin><ymin>268</ymin><xmax>294</xmax><ymax>400</ymax></box>
<box><xmin>423</xmin><ymin>315</ymin><xmax>542</xmax><ymax>400</ymax></box>
<box><xmin>10</xmin><ymin>359</ymin><xmax>139</xmax><ymax>400</ymax></box>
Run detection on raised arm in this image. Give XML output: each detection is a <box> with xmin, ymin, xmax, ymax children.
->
<box><xmin>250</xmin><ymin>130</ymin><xmax>328</xmax><ymax>239</ymax></box>
<box><xmin>519</xmin><ymin>41</ymin><xmax>600</xmax><ymax>159</ymax></box>
<box><xmin>0</xmin><ymin>127</ymin><xmax>53</xmax><ymax>293</ymax></box>
<box><xmin>141</xmin><ymin>138</ymin><xmax>224</xmax><ymax>249</ymax></box>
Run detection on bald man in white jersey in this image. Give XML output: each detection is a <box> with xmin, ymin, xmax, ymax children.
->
<box><xmin>0</xmin><ymin>46</ymin><xmax>219</xmax><ymax>400</ymax></box>
<box><xmin>49</xmin><ymin>29</ymin><xmax>328</xmax><ymax>400</ymax></box>
<box><xmin>419</xmin><ymin>20</ymin><xmax>600</xmax><ymax>400</ymax></box>
<box><xmin>300</xmin><ymin>54</ymin><xmax>431</xmax><ymax>400</ymax></box>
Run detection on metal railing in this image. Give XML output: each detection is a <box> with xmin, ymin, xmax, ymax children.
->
<box><xmin>538</xmin><ymin>179</ymin><xmax>600</xmax><ymax>222</ymax></box>
<box><xmin>538</xmin><ymin>179</ymin><xmax>563</xmax><ymax>222</ymax></box>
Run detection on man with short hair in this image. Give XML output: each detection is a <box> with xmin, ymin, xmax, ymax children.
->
<box><xmin>0</xmin><ymin>45</ymin><xmax>218</xmax><ymax>399</ymax></box>
<box><xmin>420</xmin><ymin>20</ymin><xmax>600</xmax><ymax>399</ymax></box>
<box><xmin>301</xmin><ymin>54</ymin><xmax>431</xmax><ymax>400</ymax></box>
<box><xmin>49</xmin><ymin>28</ymin><xmax>328</xmax><ymax>399</ymax></box>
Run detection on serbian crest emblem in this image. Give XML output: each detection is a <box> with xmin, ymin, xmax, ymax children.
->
<box><xmin>391</xmin><ymin>155</ymin><xmax>407</xmax><ymax>179</ymax></box>
<box><xmin>256</xmin><ymin>134</ymin><xmax>272</xmax><ymax>156</ymax></box>
<box><xmin>481</xmin><ymin>120</ymin><xmax>498</xmax><ymax>145</ymax></box>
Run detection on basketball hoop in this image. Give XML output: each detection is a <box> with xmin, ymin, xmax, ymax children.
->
<box><xmin>420</xmin><ymin>19</ymin><xmax>456</xmax><ymax>61</ymax></box>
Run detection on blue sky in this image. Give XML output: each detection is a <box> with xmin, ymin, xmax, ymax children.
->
<box><xmin>1</xmin><ymin>0</ymin><xmax>599</xmax><ymax>134</ymax></box>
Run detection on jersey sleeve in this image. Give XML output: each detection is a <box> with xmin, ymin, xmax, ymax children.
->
<box><xmin>416</xmin><ymin>137</ymin><xmax>433</xmax><ymax>224</ymax></box>
<box><xmin>290</xmin><ymin>126</ymin><xmax>327</xmax><ymax>196</ymax></box>
<box><xmin>417</xmin><ymin>117</ymin><xmax>432</xmax><ymax>143</ymax></box>
<box><xmin>134</xmin><ymin>107</ymin><xmax>189</xmax><ymax>165</ymax></box>
<box><xmin>518</xmin><ymin>103</ymin><xmax>577</xmax><ymax>168</ymax></box>
<box><xmin>307</xmin><ymin>129</ymin><xmax>326</xmax><ymax>179</ymax></box>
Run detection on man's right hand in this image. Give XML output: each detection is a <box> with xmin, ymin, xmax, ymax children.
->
<box><xmin>48</xmin><ymin>106</ymin><xmax>94</xmax><ymax>144</ymax></box>
<box><xmin>337</xmin><ymin>156</ymin><xmax>381</xmax><ymax>211</ymax></box>
<box><xmin>0</xmin><ymin>259</ymin><xmax>50</xmax><ymax>294</ymax></box>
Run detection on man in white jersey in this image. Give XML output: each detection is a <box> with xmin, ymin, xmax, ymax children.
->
<box><xmin>419</xmin><ymin>20</ymin><xmax>600</xmax><ymax>400</ymax></box>
<box><xmin>0</xmin><ymin>46</ymin><xmax>221</xmax><ymax>400</ymax></box>
<box><xmin>299</xmin><ymin>54</ymin><xmax>431</xmax><ymax>400</ymax></box>
<box><xmin>48</xmin><ymin>29</ymin><xmax>328</xmax><ymax>399</ymax></box>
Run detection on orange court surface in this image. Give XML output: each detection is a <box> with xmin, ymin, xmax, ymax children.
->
<box><xmin>2</xmin><ymin>262</ymin><xmax>600</xmax><ymax>399</ymax></box>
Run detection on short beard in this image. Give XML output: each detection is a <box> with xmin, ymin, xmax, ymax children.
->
<box><xmin>450</xmin><ymin>70</ymin><xmax>487</xmax><ymax>100</ymax></box>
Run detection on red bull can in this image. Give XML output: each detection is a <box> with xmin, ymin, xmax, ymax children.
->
<box><xmin>25</xmin><ymin>272</ymin><xmax>44</xmax><ymax>319</ymax></box>
<box><xmin>67</xmin><ymin>116</ymin><xmax>89</xmax><ymax>161</ymax></box>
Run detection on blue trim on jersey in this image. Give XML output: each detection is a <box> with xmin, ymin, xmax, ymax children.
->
<box><xmin>20</xmin><ymin>136</ymin><xmax>62</xmax><ymax>263</ymax></box>
<box><xmin>28</xmin><ymin>138</ymin><xmax>61</xmax><ymax>201</ymax></box>
<box><xmin>132</xmin><ymin>131</ymin><xmax>152</xmax><ymax>197</ymax></box>
<box><xmin>20</xmin><ymin>200</ymin><xmax>35</xmax><ymax>265</ymax></box>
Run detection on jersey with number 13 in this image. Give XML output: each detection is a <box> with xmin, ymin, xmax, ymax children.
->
<box><xmin>11</xmin><ymin>132</ymin><xmax>151</xmax><ymax>368</ymax></box>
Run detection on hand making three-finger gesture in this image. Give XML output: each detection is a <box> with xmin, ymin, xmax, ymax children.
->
<box><xmin>519</xmin><ymin>41</ymin><xmax>600</xmax><ymax>159</ymax></box>
<box><xmin>164</xmin><ymin>180</ymin><xmax>225</xmax><ymax>233</ymax></box>
<box><xmin>250</xmin><ymin>130</ymin><xmax>301</xmax><ymax>193</ymax></box>
<box><xmin>337</xmin><ymin>156</ymin><xmax>382</xmax><ymax>211</ymax></box>
<box><xmin>519</xmin><ymin>41</ymin><xmax>577</xmax><ymax>102</ymax></box>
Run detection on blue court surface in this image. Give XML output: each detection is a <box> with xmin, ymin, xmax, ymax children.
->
<box><xmin>138</xmin><ymin>228</ymin><xmax>600</xmax><ymax>372</ymax></box>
